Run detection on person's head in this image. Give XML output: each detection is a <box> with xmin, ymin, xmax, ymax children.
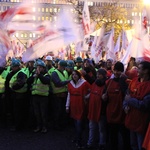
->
<box><xmin>11</xmin><ymin>58</ymin><xmax>21</xmax><ymax>72</ymax></box>
<box><xmin>138</xmin><ymin>61</ymin><xmax>150</xmax><ymax>79</ymax></box>
<box><xmin>58</xmin><ymin>60</ymin><xmax>67</xmax><ymax>71</ymax></box>
<box><xmin>54</xmin><ymin>58</ymin><xmax>61</xmax><ymax>68</ymax></box>
<box><xmin>113</xmin><ymin>61</ymin><xmax>124</xmax><ymax>78</ymax></box>
<box><xmin>97</xmin><ymin>68</ymin><xmax>107</xmax><ymax>80</ymax></box>
<box><xmin>127</xmin><ymin>57</ymin><xmax>137</xmax><ymax>70</ymax></box>
<box><xmin>45</xmin><ymin>55</ymin><xmax>53</xmax><ymax>66</ymax></box>
<box><xmin>66</xmin><ymin>60</ymin><xmax>75</xmax><ymax>72</ymax></box>
<box><xmin>75</xmin><ymin>56</ymin><xmax>83</xmax><ymax>67</ymax></box>
<box><xmin>106</xmin><ymin>58</ymin><xmax>113</xmax><ymax>70</ymax></box>
<box><xmin>36</xmin><ymin>59</ymin><xmax>46</xmax><ymax>73</ymax></box>
<box><xmin>83</xmin><ymin>59</ymin><xmax>93</xmax><ymax>68</ymax></box>
<box><xmin>72</xmin><ymin>70</ymin><xmax>81</xmax><ymax>83</ymax></box>
<box><xmin>99</xmin><ymin>60</ymin><xmax>106</xmax><ymax>68</ymax></box>
<box><xmin>28</xmin><ymin>60</ymin><xmax>35</xmax><ymax>68</ymax></box>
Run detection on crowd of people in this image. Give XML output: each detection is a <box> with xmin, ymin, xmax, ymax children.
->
<box><xmin>0</xmin><ymin>55</ymin><xmax>150</xmax><ymax>150</ymax></box>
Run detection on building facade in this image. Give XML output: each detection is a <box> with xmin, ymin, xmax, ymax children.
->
<box><xmin>0</xmin><ymin>0</ymin><xmax>147</xmax><ymax>43</ymax></box>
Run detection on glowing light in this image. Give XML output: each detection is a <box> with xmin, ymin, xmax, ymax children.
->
<box><xmin>144</xmin><ymin>0</ymin><xmax>150</xmax><ymax>4</ymax></box>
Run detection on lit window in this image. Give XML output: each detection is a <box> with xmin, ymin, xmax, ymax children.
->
<box><xmin>53</xmin><ymin>0</ymin><xmax>56</xmax><ymax>4</ymax></box>
<box><xmin>25</xmin><ymin>34</ymin><xmax>27</xmax><ymax>38</ymax></box>
<box><xmin>46</xmin><ymin>8</ymin><xmax>48</xmax><ymax>12</ymax></box>
<box><xmin>54</xmin><ymin>16</ymin><xmax>57</xmax><ymax>21</ymax></box>
<box><xmin>90</xmin><ymin>2</ymin><xmax>94</xmax><ymax>6</ymax></box>
<box><xmin>33</xmin><ymin>7</ymin><xmax>36</xmax><ymax>12</ymax></box>
<box><xmin>132</xmin><ymin>20</ymin><xmax>134</xmax><ymax>24</ymax></box>
<box><xmin>29</xmin><ymin>34</ymin><xmax>32</xmax><ymax>38</ymax></box>
<box><xmin>54</xmin><ymin>8</ymin><xmax>57</xmax><ymax>12</ymax></box>
<box><xmin>50</xmin><ymin>17</ymin><xmax>52</xmax><ymax>21</ymax></box>
<box><xmin>132</xmin><ymin>12</ymin><xmax>134</xmax><ymax>16</ymax></box>
<box><xmin>21</xmin><ymin>34</ymin><xmax>24</xmax><ymax>38</ymax></box>
<box><xmin>128</xmin><ymin>20</ymin><xmax>130</xmax><ymax>23</ymax></box>
<box><xmin>42</xmin><ymin>16</ymin><xmax>44</xmax><ymax>20</ymax></box>
<box><xmin>33</xmin><ymin>33</ymin><xmax>35</xmax><ymax>38</ymax></box>
<box><xmin>16</xmin><ymin>33</ymin><xmax>19</xmax><ymax>37</ymax></box>
<box><xmin>135</xmin><ymin>12</ymin><xmax>137</xmax><ymax>16</ymax></box>
<box><xmin>38</xmin><ymin>8</ymin><xmax>40</xmax><ymax>12</ymax></box>
<box><xmin>46</xmin><ymin>16</ymin><xmax>49</xmax><ymax>20</ymax></box>
<box><xmin>33</xmin><ymin>16</ymin><xmax>36</xmax><ymax>21</ymax></box>
<box><xmin>50</xmin><ymin>8</ymin><xmax>52</xmax><ymax>12</ymax></box>
<box><xmin>42</xmin><ymin>8</ymin><xmax>44</xmax><ymax>12</ymax></box>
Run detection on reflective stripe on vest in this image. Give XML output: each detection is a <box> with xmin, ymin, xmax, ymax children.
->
<box><xmin>0</xmin><ymin>75</ymin><xmax>5</xmax><ymax>93</ymax></box>
<box><xmin>0</xmin><ymin>69</ymin><xmax>9</xmax><ymax>93</ymax></box>
<box><xmin>48</xmin><ymin>67</ymin><xmax>55</xmax><ymax>75</ymax></box>
<box><xmin>23</xmin><ymin>67</ymin><xmax>35</xmax><ymax>78</ymax></box>
<box><xmin>52</xmin><ymin>70</ymin><xmax>67</xmax><ymax>94</ymax></box>
<box><xmin>31</xmin><ymin>74</ymin><xmax>49</xmax><ymax>96</ymax></box>
<box><xmin>9</xmin><ymin>69</ymin><xmax>27</xmax><ymax>93</ymax></box>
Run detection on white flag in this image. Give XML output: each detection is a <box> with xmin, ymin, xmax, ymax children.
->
<box><xmin>0</xmin><ymin>43</ymin><xmax>8</xmax><ymax>67</ymax></box>
<box><xmin>121</xmin><ymin>40</ymin><xmax>132</xmax><ymax>68</ymax></box>
<box><xmin>121</xmin><ymin>30</ymin><xmax>129</xmax><ymax>51</ymax></box>
<box><xmin>82</xmin><ymin>0</ymin><xmax>90</xmax><ymax>35</ymax></box>
<box><xmin>114</xmin><ymin>34</ymin><xmax>121</xmax><ymax>53</ymax></box>
<box><xmin>90</xmin><ymin>31</ymin><xmax>98</xmax><ymax>60</ymax></box>
<box><xmin>22</xmin><ymin>9</ymin><xmax>81</xmax><ymax>62</ymax></box>
<box><xmin>106</xmin><ymin>28</ymin><xmax>115</xmax><ymax>60</ymax></box>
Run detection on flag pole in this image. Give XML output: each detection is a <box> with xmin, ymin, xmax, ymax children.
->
<box><xmin>14</xmin><ymin>35</ymin><xmax>27</xmax><ymax>49</ymax></box>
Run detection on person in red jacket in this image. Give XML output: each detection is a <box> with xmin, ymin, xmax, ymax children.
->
<box><xmin>124</xmin><ymin>61</ymin><xmax>150</xmax><ymax>150</ymax></box>
<box><xmin>87</xmin><ymin>68</ymin><xmax>108</xmax><ymax>150</ymax></box>
<box><xmin>102</xmin><ymin>61</ymin><xmax>131</xmax><ymax>150</ymax></box>
<box><xmin>66</xmin><ymin>70</ymin><xmax>90</xmax><ymax>149</ymax></box>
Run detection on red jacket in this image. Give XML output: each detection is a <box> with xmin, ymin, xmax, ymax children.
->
<box><xmin>125</xmin><ymin>77</ymin><xmax>150</xmax><ymax>134</ymax></box>
<box><xmin>67</xmin><ymin>79</ymin><xmax>90</xmax><ymax>120</ymax></box>
<box><xmin>106</xmin><ymin>79</ymin><xmax>126</xmax><ymax>124</ymax></box>
<box><xmin>88</xmin><ymin>83</ymin><xmax>105</xmax><ymax>122</ymax></box>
